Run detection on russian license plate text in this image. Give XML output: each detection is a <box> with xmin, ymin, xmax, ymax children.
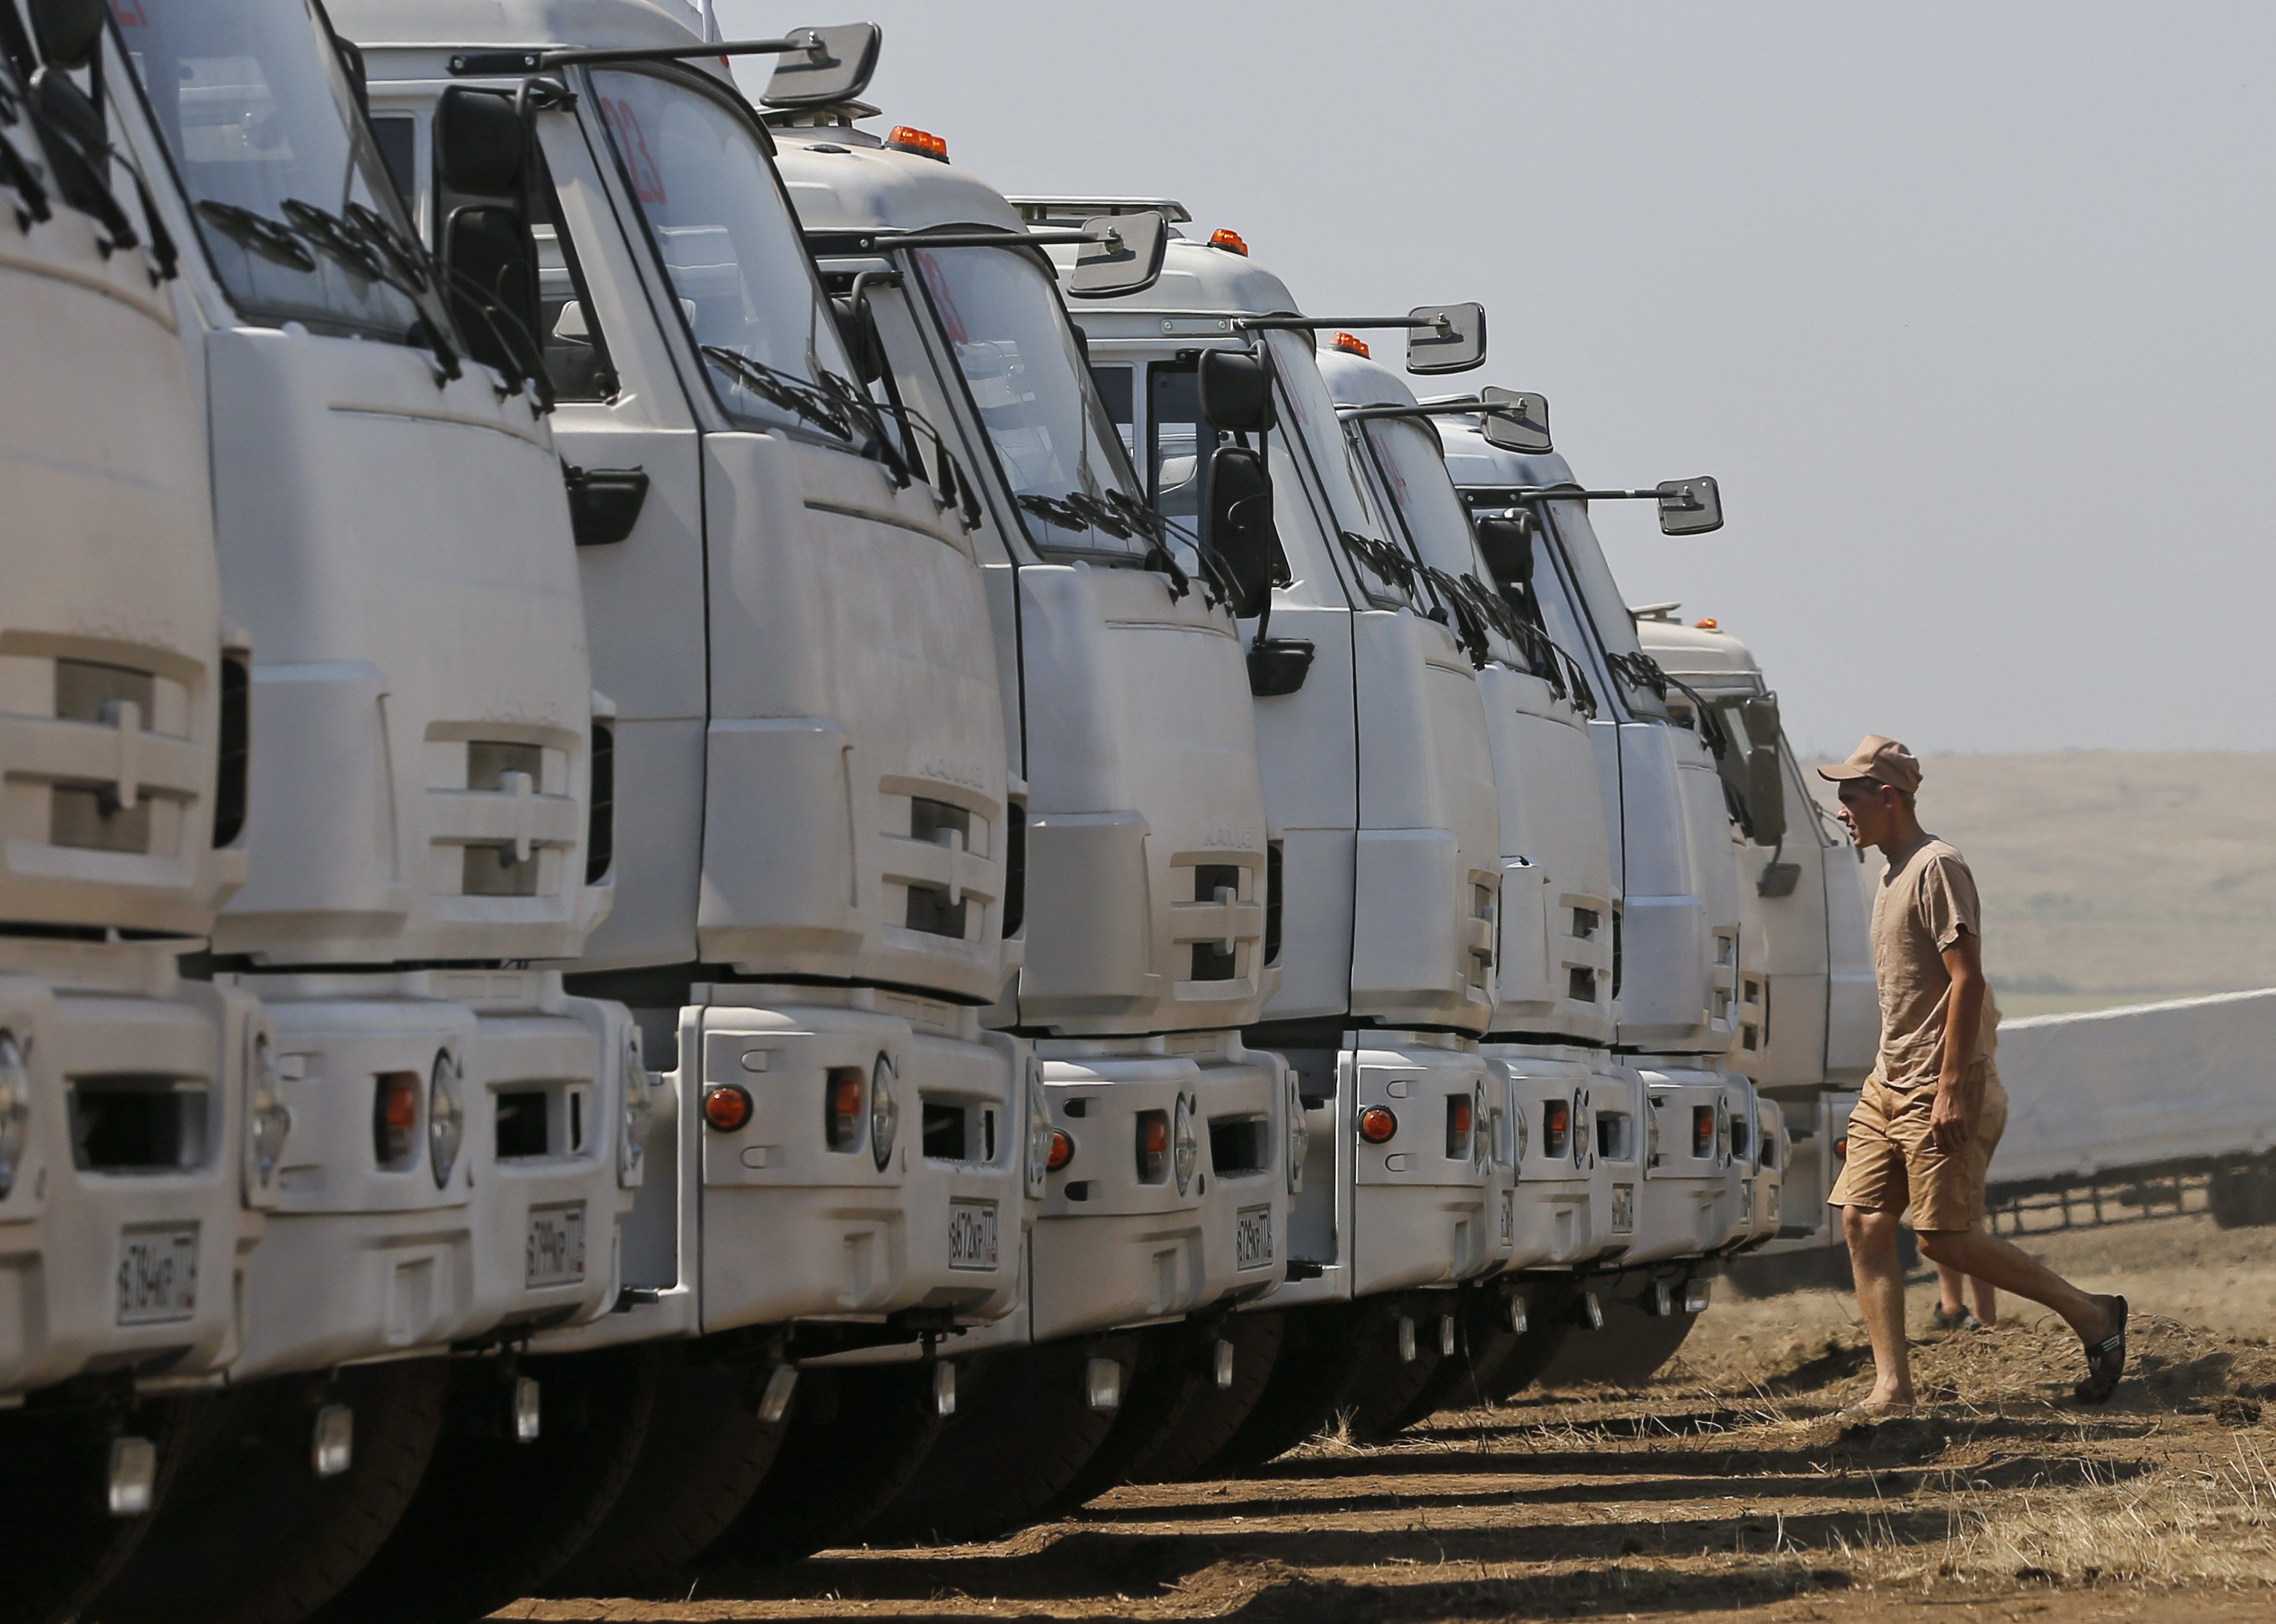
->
<box><xmin>117</xmin><ymin>1226</ymin><xmax>199</xmax><ymax>1325</ymax></box>
<box><xmin>1611</xmin><ymin>1183</ymin><xmax>1636</xmax><ymax>1234</ymax></box>
<box><xmin>1235</xmin><ymin>1203</ymin><xmax>1273</xmax><ymax>1269</ymax></box>
<box><xmin>947</xmin><ymin>1199</ymin><xmax>999</xmax><ymax>1270</ymax></box>
<box><xmin>526</xmin><ymin>1203</ymin><xmax>587</xmax><ymax>1288</ymax></box>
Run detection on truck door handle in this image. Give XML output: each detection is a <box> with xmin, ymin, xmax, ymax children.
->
<box><xmin>562</xmin><ymin>464</ymin><xmax>649</xmax><ymax>547</ymax></box>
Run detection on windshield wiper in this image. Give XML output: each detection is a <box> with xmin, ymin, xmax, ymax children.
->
<box><xmin>701</xmin><ymin>346</ymin><xmax>859</xmax><ymax>442</ymax></box>
<box><xmin>0</xmin><ymin>75</ymin><xmax>52</xmax><ymax>228</ymax></box>
<box><xmin>1015</xmin><ymin>492</ymin><xmax>1088</xmax><ymax>533</ymax></box>
<box><xmin>196</xmin><ymin>199</ymin><xmax>317</xmax><ymax>272</ymax></box>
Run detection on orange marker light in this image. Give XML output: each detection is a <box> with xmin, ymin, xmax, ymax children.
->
<box><xmin>1694</xmin><ymin>617</ymin><xmax>1719</xmax><ymax>630</ymax></box>
<box><xmin>1542</xmin><ymin>1099</ymin><xmax>1570</xmax><ymax>1156</ymax></box>
<box><xmin>824</xmin><ymin>1066</ymin><xmax>864</xmax><ymax>1151</ymax></box>
<box><xmin>703</xmin><ymin>1083</ymin><xmax>753</xmax><ymax>1133</ymax></box>
<box><xmin>1331</xmin><ymin>331</ymin><xmax>1370</xmax><ymax>357</ymax></box>
<box><xmin>1444</xmin><ymin>1095</ymin><xmax>1473</xmax><ymax>1159</ymax></box>
<box><xmin>1692</xmin><ymin>1105</ymin><xmax>1716</xmax><ymax>1157</ymax></box>
<box><xmin>1135</xmin><ymin>1109</ymin><xmax>1170</xmax><ymax>1181</ymax></box>
<box><xmin>1208</xmin><ymin>228</ymin><xmax>1248</xmax><ymax>256</ymax></box>
<box><xmin>374</xmin><ymin>1072</ymin><xmax>421</xmax><ymax>1164</ymax></box>
<box><xmin>1046</xmin><ymin>1129</ymin><xmax>1074</xmax><ymax>1172</ymax></box>
<box><xmin>886</xmin><ymin>125</ymin><xmax>949</xmax><ymax>162</ymax></box>
<box><xmin>1358</xmin><ymin>1105</ymin><xmax>1398</xmax><ymax>1145</ymax></box>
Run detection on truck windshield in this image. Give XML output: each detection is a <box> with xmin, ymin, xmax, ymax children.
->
<box><xmin>1266</xmin><ymin>330</ymin><xmax>1415</xmax><ymax>611</ymax></box>
<box><xmin>910</xmin><ymin>244</ymin><xmax>1160</xmax><ymax>563</ymax></box>
<box><xmin>1358</xmin><ymin>416</ymin><xmax>1488</xmax><ymax>582</ymax></box>
<box><xmin>589</xmin><ymin>67</ymin><xmax>859</xmax><ymax>441</ymax></box>
<box><xmin>115</xmin><ymin>0</ymin><xmax>446</xmax><ymax>341</ymax></box>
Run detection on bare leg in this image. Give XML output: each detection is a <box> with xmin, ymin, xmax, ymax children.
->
<box><xmin>1969</xmin><ymin>1275</ymin><xmax>1998</xmax><ymax>1324</ymax></box>
<box><xmin>1842</xmin><ymin>1205</ymin><xmax>1913</xmax><ymax>1411</ymax></box>
<box><xmin>1934</xmin><ymin>1261</ymin><xmax>1969</xmax><ymax>1318</ymax></box>
<box><xmin>1915</xmin><ymin>1229</ymin><xmax>2114</xmax><ymax>1342</ymax></box>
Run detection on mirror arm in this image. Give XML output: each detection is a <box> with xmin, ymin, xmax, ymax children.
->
<box><xmin>1236</xmin><ymin>314</ymin><xmax>1449</xmax><ymax>334</ymax></box>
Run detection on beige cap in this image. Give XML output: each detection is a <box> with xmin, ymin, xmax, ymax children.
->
<box><xmin>1817</xmin><ymin>734</ymin><xmax>1921</xmax><ymax>794</ymax></box>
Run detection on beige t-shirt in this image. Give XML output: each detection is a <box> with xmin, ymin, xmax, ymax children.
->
<box><xmin>1870</xmin><ymin>835</ymin><xmax>2000</xmax><ymax>1090</ymax></box>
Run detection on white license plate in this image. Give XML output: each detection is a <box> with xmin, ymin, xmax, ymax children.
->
<box><xmin>1499</xmin><ymin>1189</ymin><xmax>1515</xmax><ymax>1246</ymax></box>
<box><xmin>1741</xmin><ymin>1180</ymin><xmax>1755</xmax><ymax>1222</ymax></box>
<box><xmin>525</xmin><ymin>1203</ymin><xmax>587</xmax><ymax>1288</ymax></box>
<box><xmin>947</xmin><ymin>1199</ymin><xmax>999</xmax><ymax>1271</ymax></box>
<box><xmin>117</xmin><ymin>1225</ymin><xmax>200</xmax><ymax>1326</ymax></box>
<box><xmin>1610</xmin><ymin>1183</ymin><xmax>1636</xmax><ymax>1234</ymax></box>
<box><xmin>1235</xmin><ymin>1203</ymin><xmax>1273</xmax><ymax>1270</ymax></box>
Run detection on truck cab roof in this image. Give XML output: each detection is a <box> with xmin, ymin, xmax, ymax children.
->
<box><xmin>778</xmin><ymin>127</ymin><xmax>1025</xmax><ymax>236</ymax></box>
<box><xmin>333</xmin><ymin>0</ymin><xmax>700</xmax><ymax>53</ymax></box>
<box><xmin>1633</xmin><ymin>611</ymin><xmax>1765</xmax><ymax>689</ymax></box>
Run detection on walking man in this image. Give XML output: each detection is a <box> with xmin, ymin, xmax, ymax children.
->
<box><xmin>1822</xmin><ymin>737</ymin><xmax>2126</xmax><ymax>1412</ymax></box>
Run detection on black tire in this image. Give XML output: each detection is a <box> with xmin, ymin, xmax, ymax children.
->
<box><xmin>1373</xmin><ymin>1289</ymin><xmax>1522</xmax><ymax>1433</ymax></box>
<box><xmin>1041</xmin><ymin>1323</ymin><xmax>1215</xmax><ymax>1512</ymax></box>
<box><xmin>1531</xmin><ymin>1295</ymin><xmax>1698</xmax><ymax>1388</ymax></box>
<box><xmin>864</xmin><ymin>1335</ymin><xmax>1139</xmax><ymax>1547</ymax></box>
<box><xmin>0</xmin><ymin>1396</ymin><xmax>187</xmax><ymax>1624</ymax></box>
<box><xmin>1341</xmin><ymin>1299</ymin><xmax>1454</xmax><ymax>1442</ymax></box>
<box><xmin>700</xmin><ymin>1360</ymin><xmax>947</xmax><ymax>1565</ymax></box>
<box><xmin>307</xmin><ymin>1347</ymin><xmax>660</xmax><ymax>1624</ymax></box>
<box><xmin>544</xmin><ymin>1346</ymin><xmax>787</xmax><ymax>1596</ymax></box>
<box><xmin>1474</xmin><ymin>1278</ymin><xmax>1579</xmax><ymax>1401</ymax></box>
<box><xmin>1204</xmin><ymin>1305</ymin><xmax>1355</xmax><ymax>1474</ymax></box>
<box><xmin>1128</xmin><ymin>1310</ymin><xmax>1286</xmax><ymax>1485</ymax></box>
<box><xmin>2210</xmin><ymin>1163</ymin><xmax>2276</xmax><ymax>1229</ymax></box>
<box><xmin>91</xmin><ymin>1359</ymin><xmax>449</xmax><ymax>1624</ymax></box>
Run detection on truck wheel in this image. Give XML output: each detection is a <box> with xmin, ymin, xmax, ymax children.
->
<box><xmin>0</xmin><ymin>1396</ymin><xmax>187</xmax><ymax>1624</ymax></box>
<box><xmin>1128</xmin><ymin>1310</ymin><xmax>1286</xmax><ymax>1484</ymax></box>
<box><xmin>1203</xmin><ymin>1304</ymin><xmax>1355</xmax><ymax>1474</ymax></box>
<box><xmin>307</xmin><ymin>1347</ymin><xmax>659</xmax><ymax>1624</ymax></box>
<box><xmin>90</xmin><ymin>1359</ymin><xmax>448</xmax><ymax>1624</ymax></box>
<box><xmin>2210</xmin><ymin>1161</ymin><xmax>2276</xmax><ymax>1229</ymax></box>
<box><xmin>700</xmin><ymin>1361</ymin><xmax>945</xmax><ymax>1565</ymax></box>
<box><xmin>864</xmin><ymin>1335</ymin><xmax>1139</xmax><ymax>1546</ymax></box>
<box><xmin>1336</xmin><ymin>1298</ymin><xmax>1451</xmax><ymax>1442</ymax></box>
<box><xmin>1530</xmin><ymin>1296</ymin><xmax>1698</xmax><ymax>1388</ymax></box>
<box><xmin>1041</xmin><ymin>1324</ymin><xmax>1212</xmax><ymax>1511</ymax></box>
<box><xmin>1371</xmin><ymin>1289</ymin><xmax>1522</xmax><ymax>1434</ymax></box>
<box><xmin>1474</xmin><ymin>1280</ymin><xmax>1579</xmax><ymax>1401</ymax></box>
<box><xmin>544</xmin><ymin>1346</ymin><xmax>787</xmax><ymax>1596</ymax></box>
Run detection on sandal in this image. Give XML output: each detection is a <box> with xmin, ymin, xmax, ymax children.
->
<box><xmin>2074</xmin><ymin>1294</ymin><xmax>2127</xmax><ymax>1404</ymax></box>
<box><xmin>1929</xmin><ymin>1305</ymin><xmax>1983</xmax><ymax>1335</ymax></box>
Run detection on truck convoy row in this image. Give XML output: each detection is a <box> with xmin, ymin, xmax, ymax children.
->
<box><xmin>0</xmin><ymin>1</ymin><xmax>1873</xmax><ymax>1620</ymax></box>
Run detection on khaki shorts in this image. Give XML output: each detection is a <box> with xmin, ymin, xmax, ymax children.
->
<box><xmin>1828</xmin><ymin>1064</ymin><xmax>2008</xmax><ymax>1233</ymax></box>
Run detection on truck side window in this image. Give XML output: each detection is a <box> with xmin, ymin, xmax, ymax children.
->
<box><xmin>533</xmin><ymin>166</ymin><xmax>616</xmax><ymax>402</ymax></box>
<box><xmin>370</xmin><ymin>115</ymin><xmax>415</xmax><ymax>206</ymax></box>
<box><xmin>1091</xmin><ymin>365</ymin><xmax>1135</xmax><ymax>459</ymax></box>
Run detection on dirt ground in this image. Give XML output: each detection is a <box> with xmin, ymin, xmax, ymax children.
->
<box><xmin>503</xmin><ymin>1213</ymin><xmax>2276</xmax><ymax>1623</ymax></box>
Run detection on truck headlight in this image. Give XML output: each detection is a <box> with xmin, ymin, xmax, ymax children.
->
<box><xmin>870</xmin><ymin>1056</ymin><xmax>898</xmax><ymax>1172</ymax></box>
<box><xmin>428</xmin><ymin>1053</ymin><xmax>465</xmax><ymax>1189</ymax></box>
<box><xmin>1172</xmin><ymin>1092</ymin><xmax>1197</xmax><ymax>1195</ymax></box>
<box><xmin>1285</xmin><ymin>1069</ymin><xmax>1307</xmax><ymax>1194</ymax></box>
<box><xmin>619</xmin><ymin>1029</ymin><xmax>649</xmax><ymax>1187</ymax></box>
<box><xmin>248</xmin><ymin>1035</ymin><xmax>292</xmax><ymax>1192</ymax></box>
<box><xmin>0</xmin><ymin>1032</ymin><xmax>28</xmax><ymax>1200</ymax></box>
<box><xmin>1023</xmin><ymin>1060</ymin><xmax>1050</xmax><ymax>1194</ymax></box>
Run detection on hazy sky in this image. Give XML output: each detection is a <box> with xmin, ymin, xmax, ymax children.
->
<box><xmin>721</xmin><ymin>1</ymin><xmax>2276</xmax><ymax>756</ymax></box>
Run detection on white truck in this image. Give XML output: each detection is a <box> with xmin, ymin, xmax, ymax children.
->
<box><xmin>773</xmin><ymin>129</ymin><xmax>1291</xmax><ymax>1540</ymax></box>
<box><xmin>336</xmin><ymin>0</ymin><xmax>1037</xmax><ymax>1590</ymax></box>
<box><xmin>1439</xmin><ymin>430</ymin><xmax>1760</xmax><ymax>1380</ymax></box>
<box><xmin>1040</xmin><ymin>217</ymin><xmax>1514</xmax><ymax>1458</ymax></box>
<box><xmin>46</xmin><ymin>5</ymin><xmax>645</xmax><ymax>1623</ymax></box>
<box><xmin>0</xmin><ymin>9</ymin><xmax>259</xmax><ymax>1618</ymax></box>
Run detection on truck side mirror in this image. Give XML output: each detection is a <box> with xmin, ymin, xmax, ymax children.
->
<box><xmin>28</xmin><ymin>0</ymin><xmax>104</xmax><ymax>69</ymax></box>
<box><xmin>1406</xmin><ymin>301</ymin><xmax>1487</xmax><ymax>374</ymax></box>
<box><xmin>435</xmin><ymin>86</ymin><xmax>541</xmax><ymax>380</ymax></box>
<box><xmin>1744</xmin><ymin>739</ymin><xmax>1787</xmax><ymax>847</ymax></box>
<box><xmin>1479</xmin><ymin>385</ymin><xmax>1552</xmax><ymax>454</ymax></box>
<box><xmin>1656</xmin><ymin>476</ymin><xmax>1723</xmax><ymax>535</ymax></box>
<box><xmin>760</xmin><ymin>23</ymin><xmax>883</xmax><ymax>108</ymax></box>
<box><xmin>1199</xmin><ymin>349</ymin><xmax>1274</xmax><ymax>433</ymax></box>
<box><xmin>1473</xmin><ymin>515</ymin><xmax>1533</xmax><ymax>587</ymax></box>
<box><xmin>1203</xmin><ymin>446</ymin><xmax>1283</xmax><ymax>619</ymax></box>
<box><xmin>1066</xmin><ymin>210</ymin><xmax>1168</xmax><ymax>299</ymax></box>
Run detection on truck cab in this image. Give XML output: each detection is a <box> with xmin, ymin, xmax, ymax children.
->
<box><xmin>1054</xmin><ymin>225</ymin><xmax>1507</xmax><ymax>1324</ymax></box>
<box><xmin>1441</xmin><ymin>431</ymin><xmax>1753</xmax><ymax>1292</ymax></box>
<box><xmin>1318</xmin><ymin>349</ymin><xmax>1640</xmax><ymax>1297</ymax></box>
<box><xmin>773</xmin><ymin>136</ymin><xmax>1290</xmax><ymax>1353</ymax></box>
<box><xmin>1635</xmin><ymin>609</ymin><xmax>1876</xmax><ymax>1253</ymax></box>
<box><xmin>338</xmin><ymin>0</ymin><xmax>1034</xmax><ymax>1364</ymax></box>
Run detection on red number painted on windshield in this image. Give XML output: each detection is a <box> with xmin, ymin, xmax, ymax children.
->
<box><xmin>600</xmin><ymin>96</ymin><xmax>667</xmax><ymax>204</ymax></box>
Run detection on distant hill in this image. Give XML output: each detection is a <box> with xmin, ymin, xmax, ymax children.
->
<box><xmin>1809</xmin><ymin>751</ymin><xmax>2276</xmax><ymax>1017</ymax></box>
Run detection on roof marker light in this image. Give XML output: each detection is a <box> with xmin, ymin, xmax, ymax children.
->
<box><xmin>1331</xmin><ymin>332</ymin><xmax>1370</xmax><ymax>357</ymax></box>
<box><xmin>1208</xmin><ymin>228</ymin><xmax>1248</xmax><ymax>255</ymax></box>
<box><xmin>886</xmin><ymin>125</ymin><xmax>949</xmax><ymax>162</ymax></box>
<box><xmin>1695</xmin><ymin>617</ymin><xmax>1719</xmax><ymax>630</ymax></box>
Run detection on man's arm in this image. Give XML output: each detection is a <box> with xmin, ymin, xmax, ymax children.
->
<box><xmin>1930</xmin><ymin>927</ymin><xmax>1986</xmax><ymax>1154</ymax></box>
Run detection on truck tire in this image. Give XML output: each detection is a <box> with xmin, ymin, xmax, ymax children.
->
<box><xmin>700</xmin><ymin>1361</ymin><xmax>946</xmax><ymax>1565</ymax></box>
<box><xmin>1530</xmin><ymin>1296</ymin><xmax>1698</xmax><ymax>1389</ymax></box>
<box><xmin>544</xmin><ymin>1347</ymin><xmax>787</xmax><ymax>1596</ymax></box>
<box><xmin>2210</xmin><ymin>1161</ymin><xmax>2276</xmax><ymax>1229</ymax></box>
<box><xmin>90</xmin><ymin>1359</ymin><xmax>448</xmax><ymax>1624</ymax></box>
<box><xmin>1473</xmin><ymin>1279</ymin><xmax>1579</xmax><ymax>1401</ymax></box>
<box><xmin>864</xmin><ymin>1336</ymin><xmax>1139</xmax><ymax>1546</ymax></box>
<box><xmin>1203</xmin><ymin>1304</ymin><xmax>1355</xmax><ymax>1474</ymax></box>
<box><xmin>1371</xmin><ymin>1289</ymin><xmax>1521</xmax><ymax>1434</ymax></box>
<box><xmin>1128</xmin><ymin>1310</ymin><xmax>1286</xmax><ymax>1484</ymax></box>
<box><xmin>1336</xmin><ymin>1298</ymin><xmax>1451</xmax><ymax>1442</ymax></box>
<box><xmin>307</xmin><ymin>1347</ymin><xmax>659</xmax><ymax>1624</ymax></box>
<box><xmin>1042</xmin><ymin>1323</ymin><xmax>1212</xmax><ymax>1511</ymax></box>
<box><xmin>0</xmin><ymin>1396</ymin><xmax>187</xmax><ymax>1624</ymax></box>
